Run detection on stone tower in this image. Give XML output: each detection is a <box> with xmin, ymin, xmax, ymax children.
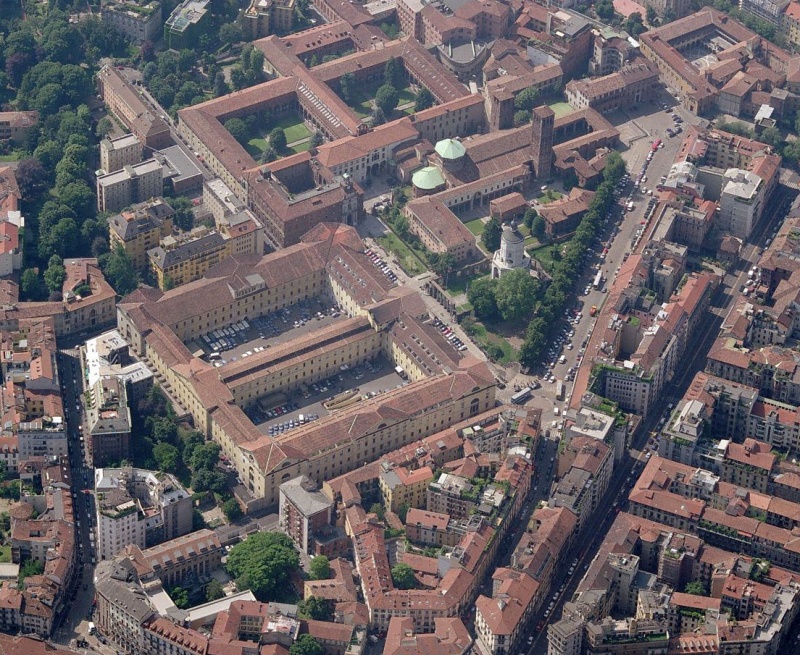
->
<box><xmin>530</xmin><ymin>105</ymin><xmax>555</xmax><ymax>181</ymax></box>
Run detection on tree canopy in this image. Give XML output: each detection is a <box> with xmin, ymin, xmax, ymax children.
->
<box><xmin>482</xmin><ymin>217</ymin><xmax>502</xmax><ymax>252</ymax></box>
<box><xmin>270</xmin><ymin>128</ymin><xmax>288</xmax><ymax>153</ymax></box>
<box><xmin>415</xmin><ymin>87</ymin><xmax>435</xmax><ymax>112</ymax></box>
<box><xmin>309</xmin><ymin>555</ymin><xmax>331</xmax><ymax>580</ymax></box>
<box><xmin>468</xmin><ymin>277</ymin><xmax>499</xmax><ymax>322</ymax></box>
<box><xmin>297</xmin><ymin>596</ymin><xmax>333</xmax><ymax>621</ymax></box>
<box><xmin>376</xmin><ymin>84</ymin><xmax>399</xmax><ymax>115</ymax></box>
<box><xmin>226</xmin><ymin>532</ymin><xmax>300</xmax><ymax>601</ymax></box>
<box><xmin>289</xmin><ymin>635</ymin><xmax>324</xmax><ymax>655</ymax></box>
<box><xmin>495</xmin><ymin>269</ymin><xmax>540</xmax><ymax>322</ymax></box>
<box><xmin>391</xmin><ymin>562</ymin><xmax>416</xmax><ymax>589</ymax></box>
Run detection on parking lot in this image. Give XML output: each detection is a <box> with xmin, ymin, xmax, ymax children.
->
<box><xmin>188</xmin><ymin>297</ymin><xmax>347</xmax><ymax>365</ymax></box>
<box><xmin>248</xmin><ymin>355</ymin><xmax>409</xmax><ymax>436</ymax></box>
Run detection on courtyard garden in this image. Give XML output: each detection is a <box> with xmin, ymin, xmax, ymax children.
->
<box><xmin>336</xmin><ymin>57</ymin><xmax>436</xmax><ymax>124</ymax></box>
<box><xmin>223</xmin><ymin>111</ymin><xmax>319</xmax><ymax>162</ymax></box>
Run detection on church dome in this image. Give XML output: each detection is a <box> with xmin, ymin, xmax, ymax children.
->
<box><xmin>412</xmin><ymin>166</ymin><xmax>446</xmax><ymax>190</ymax></box>
<box><xmin>434</xmin><ymin>138</ymin><xmax>466</xmax><ymax>160</ymax></box>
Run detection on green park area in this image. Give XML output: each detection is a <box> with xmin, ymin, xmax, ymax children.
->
<box><xmin>377</xmin><ymin>231</ymin><xmax>427</xmax><ymax>276</ymax></box>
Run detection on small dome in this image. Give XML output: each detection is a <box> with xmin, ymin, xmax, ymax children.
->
<box><xmin>502</xmin><ymin>223</ymin><xmax>524</xmax><ymax>244</ymax></box>
<box><xmin>434</xmin><ymin>138</ymin><xmax>466</xmax><ymax>160</ymax></box>
<box><xmin>412</xmin><ymin>166</ymin><xmax>446</xmax><ymax>190</ymax></box>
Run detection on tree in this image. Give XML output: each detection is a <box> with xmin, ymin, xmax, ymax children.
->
<box><xmin>226</xmin><ymin>532</ymin><xmax>300</xmax><ymax>601</ymax></box>
<box><xmin>370</xmin><ymin>106</ymin><xmax>387</xmax><ymax>127</ymax></box>
<box><xmin>99</xmin><ymin>244</ymin><xmax>138</xmax><ymax>296</ymax></box>
<box><xmin>170</xmin><ymin>196</ymin><xmax>196</xmax><ymax>231</ymax></box>
<box><xmin>297</xmin><ymin>596</ymin><xmax>332</xmax><ymax>621</ymax></box>
<box><xmin>482</xmin><ymin>217</ymin><xmax>502</xmax><ymax>252</ymax></box>
<box><xmin>595</xmin><ymin>0</ymin><xmax>615</xmax><ymax>20</ymax></box>
<box><xmin>15</xmin><ymin>158</ymin><xmax>48</xmax><ymax>197</ymax></box>
<box><xmin>645</xmin><ymin>5</ymin><xmax>658</xmax><ymax>24</ymax></box>
<box><xmin>759</xmin><ymin>126</ymin><xmax>782</xmax><ymax>148</ymax></box>
<box><xmin>206</xmin><ymin>579</ymin><xmax>225</xmax><ymax>602</ymax></box>
<box><xmin>214</xmin><ymin>72</ymin><xmax>229</xmax><ymax>98</ymax></box>
<box><xmin>603</xmin><ymin>151</ymin><xmax>627</xmax><ymax>184</ymax></box>
<box><xmin>391</xmin><ymin>562</ymin><xmax>416</xmax><ymax>589</ymax></box>
<box><xmin>514</xmin><ymin>110</ymin><xmax>531</xmax><ymax>126</ymax></box>
<box><xmin>685</xmin><ymin>581</ymin><xmax>708</xmax><ymax>596</ymax></box>
<box><xmin>531</xmin><ymin>214</ymin><xmax>546</xmax><ymax>240</ymax></box>
<box><xmin>57</xmin><ymin>181</ymin><xmax>96</xmax><ymax>219</ymax></box>
<box><xmin>430</xmin><ymin>252</ymin><xmax>456</xmax><ymax>278</ymax></box>
<box><xmin>384</xmin><ymin>56</ymin><xmax>404</xmax><ymax>90</ymax></box>
<box><xmin>289</xmin><ymin>635</ymin><xmax>324</xmax><ymax>655</ymax></box>
<box><xmin>624</xmin><ymin>12</ymin><xmax>645</xmax><ymax>37</ymax></box>
<box><xmin>339</xmin><ymin>72</ymin><xmax>356</xmax><ymax>103</ymax></box>
<box><xmin>309</xmin><ymin>555</ymin><xmax>331</xmax><ymax>580</ymax></box>
<box><xmin>495</xmin><ymin>269</ymin><xmax>539</xmax><ymax>322</ymax></box>
<box><xmin>190</xmin><ymin>441</ymin><xmax>221</xmax><ymax>471</ymax></box>
<box><xmin>182</xmin><ymin>431</ymin><xmax>205</xmax><ymax>465</ymax></box>
<box><xmin>224</xmin><ymin>118</ymin><xmax>249</xmax><ymax>144</ymax></box>
<box><xmin>19</xmin><ymin>559</ymin><xmax>44</xmax><ymax>584</ymax></box>
<box><xmin>191</xmin><ymin>469</ymin><xmax>228</xmax><ymax>493</ymax></box>
<box><xmin>222</xmin><ymin>498</ymin><xmax>243</xmax><ymax>522</ymax></box>
<box><xmin>170</xmin><ymin>586</ymin><xmax>190</xmax><ymax>609</ymax></box>
<box><xmin>369</xmin><ymin>502</ymin><xmax>385</xmax><ymax>520</ymax></box>
<box><xmin>20</xmin><ymin>269</ymin><xmax>48</xmax><ymax>302</ymax></box>
<box><xmin>468</xmin><ymin>277</ymin><xmax>499</xmax><ymax>322</ymax></box>
<box><xmin>415</xmin><ymin>86</ymin><xmax>435</xmax><ymax>112</ymax></box>
<box><xmin>96</xmin><ymin>116</ymin><xmax>114</xmax><ymax>138</ymax></box>
<box><xmin>375</xmin><ymin>84</ymin><xmax>399</xmax><ymax>115</ymax></box>
<box><xmin>219</xmin><ymin>22</ymin><xmax>243</xmax><ymax>45</ymax></box>
<box><xmin>311</xmin><ymin>131</ymin><xmax>324</xmax><ymax>147</ymax></box>
<box><xmin>270</xmin><ymin>127</ymin><xmax>287</xmax><ymax>153</ymax></box>
<box><xmin>43</xmin><ymin>255</ymin><xmax>66</xmax><ymax>293</ymax></box>
<box><xmin>514</xmin><ymin>86</ymin><xmax>539</xmax><ymax>112</ymax></box>
<box><xmin>153</xmin><ymin>443</ymin><xmax>180</xmax><ymax>473</ymax></box>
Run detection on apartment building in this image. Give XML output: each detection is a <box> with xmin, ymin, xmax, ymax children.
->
<box><xmin>86</xmin><ymin>376</ymin><xmax>132</xmax><ymax>467</ymax></box>
<box><xmin>101</xmin><ymin>0</ymin><xmax>162</xmax><ymax>43</ymax></box>
<box><xmin>97</xmin><ymin>66</ymin><xmax>172</xmax><ymax>150</ymax></box>
<box><xmin>475</xmin><ymin>569</ymin><xmax>539</xmax><ymax>655</ymax></box>
<box><xmin>163</xmin><ymin>0</ymin><xmax>210</xmax><ymax>49</ymax></box>
<box><xmin>97</xmin><ymin>159</ymin><xmax>163</xmax><ymax>214</ymax></box>
<box><xmin>242</xmin><ymin>0</ymin><xmax>295</xmax><ymax>38</ymax></box>
<box><xmin>279</xmin><ymin>475</ymin><xmax>333</xmax><ymax>554</ymax></box>
<box><xmin>100</xmin><ymin>134</ymin><xmax>143</xmax><ymax>175</ymax></box>
<box><xmin>108</xmin><ymin>198</ymin><xmax>175</xmax><ymax>271</ymax></box>
<box><xmin>379</xmin><ymin>466</ymin><xmax>434</xmax><ymax>513</ymax></box>
<box><xmin>95</xmin><ymin>467</ymin><xmax>192</xmax><ymax>560</ymax></box>
<box><xmin>403</xmin><ymin>198</ymin><xmax>476</xmax><ymax>262</ymax></box>
<box><xmin>147</xmin><ymin>227</ymin><xmax>231</xmax><ymax>290</ymax></box>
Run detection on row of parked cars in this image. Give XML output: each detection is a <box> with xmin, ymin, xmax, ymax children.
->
<box><xmin>202</xmin><ymin>319</ymin><xmax>251</xmax><ymax>354</ymax></box>
<box><xmin>432</xmin><ymin>317</ymin><xmax>468</xmax><ymax>351</ymax></box>
<box><xmin>365</xmin><ymin>249</ymin><xmax>398</xmax><ymax>283</ymax></box>
<box><xmin>268</xmin><ymin>412</ymin><xmax>320</xmax><ymax>435</ymax></box>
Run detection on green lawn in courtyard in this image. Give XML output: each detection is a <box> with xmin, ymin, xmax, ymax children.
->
<box><xmin>343</xmin><ymin>82</ymin><xmax>416</xmax><ymax>119</ymax></box>
<box><xmin>465</xmin><ymin>218</ymin><xmax>486</xmax><ymax>236</ymax></box>
<box><xmin>244</xmin><ymin>113</ymin><xmax>312</xmax><ymax>158</ymax></box>
<box><xmin>0</xmin><ymin>546</ymin><xmax>11</xmax><ymax>563</ymax></box>
<box><xmin>549</xmin><ymin>101</ymin><xmax>574</xmax><ymax>118</ymax></box>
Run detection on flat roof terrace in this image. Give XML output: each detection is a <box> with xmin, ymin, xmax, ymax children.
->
<box><xmin>247</xmin><ymin>355</ymin><xmax>408</xmax><ymax>436</ymax></box>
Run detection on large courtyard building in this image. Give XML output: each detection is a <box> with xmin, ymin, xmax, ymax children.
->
<box><xmin>117</xmin><ymin>223</ymin><xmax>495</xmax><ymax>511</ymax></box>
